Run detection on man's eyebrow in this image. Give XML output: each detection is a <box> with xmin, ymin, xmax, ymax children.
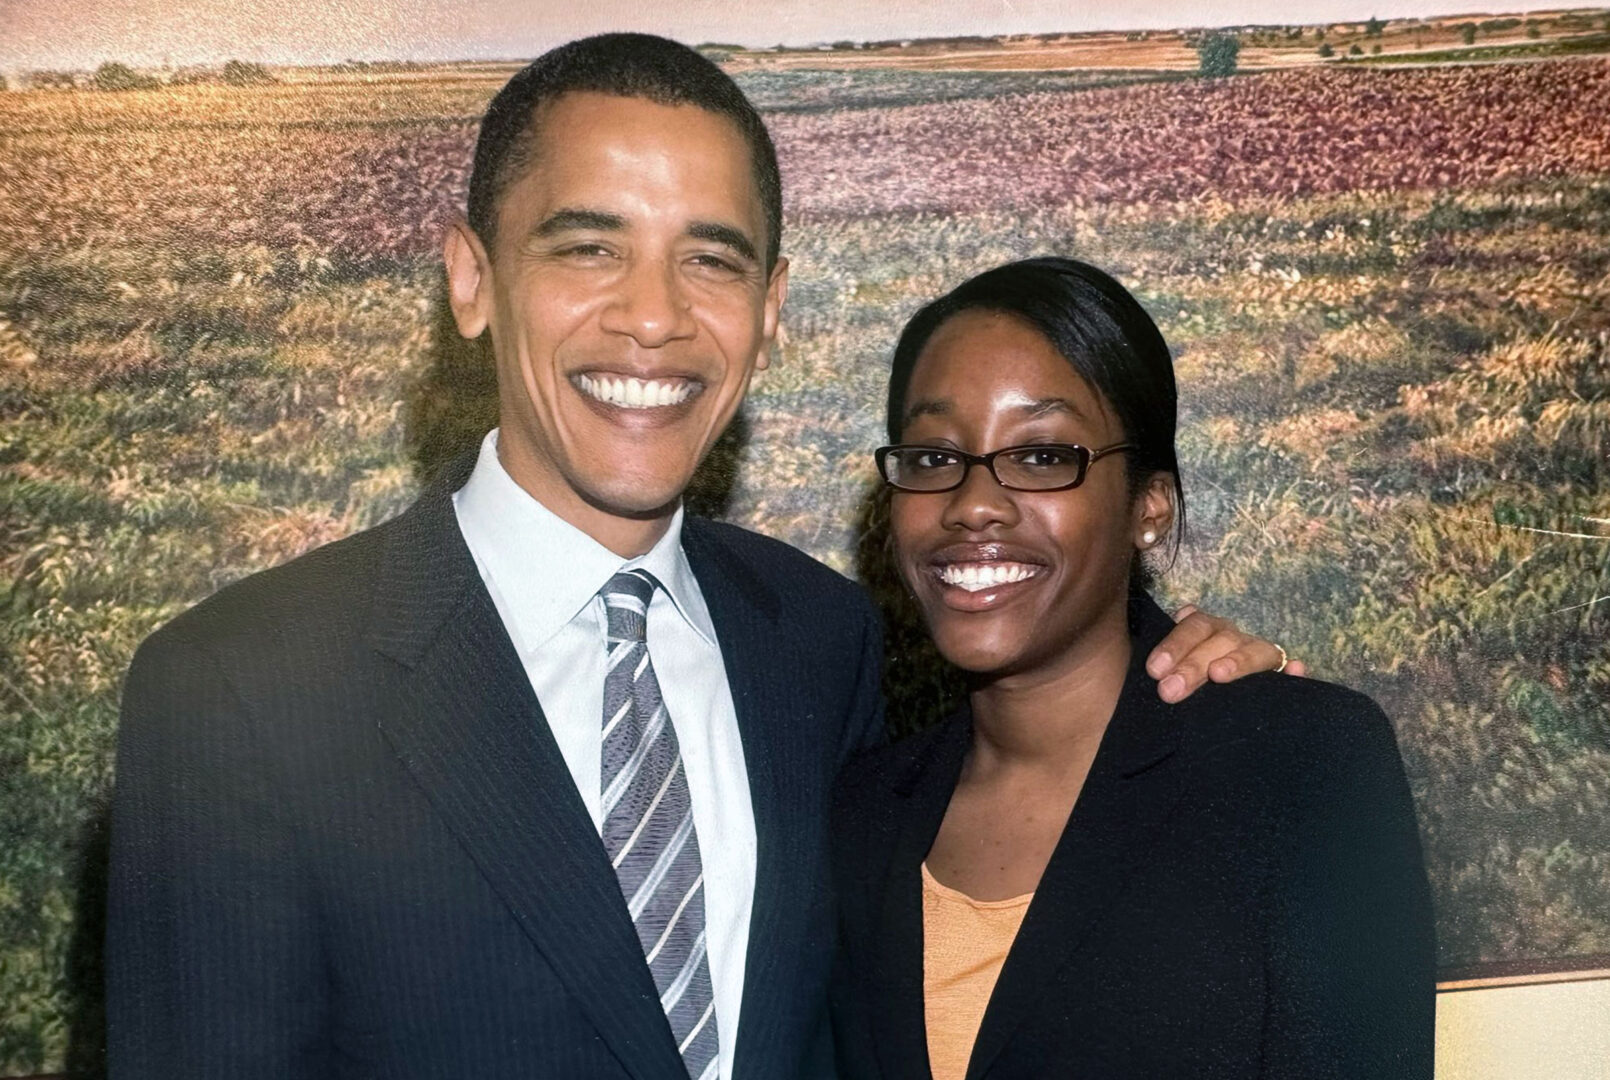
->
<box><xmin>687</xmin><ymin>221</ymin><xmax>759</xmax><ymax>263</ymax></box>
<box><xmin>531</xmin><ymin>208</ymin><xmax>625</xmax><ymax>237</ymax></box>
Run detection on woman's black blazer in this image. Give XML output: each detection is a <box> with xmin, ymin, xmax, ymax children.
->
<box><xmin>830</xmin><ymin>596</ymin><xmax>1435</xmax><ymax>1079</ymax></box>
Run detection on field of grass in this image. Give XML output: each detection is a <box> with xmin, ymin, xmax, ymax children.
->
<box><xmin>1362</xmin><ymin>30</ymin><xmax>1610</xmax><ymax>63</ymax></box>
<box><xmin>722</xmin><ymin>8</ymin><xmax>1610</xmax><ymax>70</ymax></box>
<box><xmin>3</xmin><ymin>58</ymin><xmax>1609</xmax><ymax>1074</ymax></box>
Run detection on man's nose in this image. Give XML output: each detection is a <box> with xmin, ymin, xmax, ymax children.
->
<box><xmin>599</xmin><ymin>257</ymin><xmax>697</xmax><ymax>348</ymax></box>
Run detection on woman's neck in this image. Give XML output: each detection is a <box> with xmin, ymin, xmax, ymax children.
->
<box><xmin>965</xmin><ymin>602</ymin><xmax>1133</xmax><ymax>775</ymax></box>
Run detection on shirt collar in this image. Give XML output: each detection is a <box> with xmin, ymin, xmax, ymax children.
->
<box><xmin>453</xmin><ymin>429</ymin><xmax>717</xmax><ymax>653</ymax></box>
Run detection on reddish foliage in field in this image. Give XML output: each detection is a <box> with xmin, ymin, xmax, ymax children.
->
<box><xmin>774</xmin><ymin>61</ymin><xmax>1610</xmax><ymax>217</ymax></box>
<box><xmin>3</xmin><ymin>61</ymin><xmax>1609</xmax><ymax>264</ymax></box>
<box><xmin>0</xmin><ymin>121</ymin><xmax>473</xmax><ymax>262</ymax></box>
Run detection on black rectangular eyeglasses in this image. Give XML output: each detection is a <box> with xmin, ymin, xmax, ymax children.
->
<box><xmin>874</xmin><ymin>442</ymin><xmax>1135</xmax><ymax>493</ymax></box>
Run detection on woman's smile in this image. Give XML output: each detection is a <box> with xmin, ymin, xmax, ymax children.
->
<box><xmin>923</xmin><ymin>541</ymin><xmax>1051</xmax><ymax>611</ymax></box>
<box><xmin>890</xmin><ymin>309</ymin><xmax>1141</xmax><ymax>678</ymax></box>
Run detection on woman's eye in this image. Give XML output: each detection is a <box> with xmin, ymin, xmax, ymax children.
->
<box><xmin>910</xmin><ymin>450</ymin><xmax>958</xmax><ymax>470</ymax></box>
<box><xmin>1015</xmin><ymin>447</ymin><xmax>1076</xmax><ymax>468</ymax></box>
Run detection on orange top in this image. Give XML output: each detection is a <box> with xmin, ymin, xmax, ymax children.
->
<box><xmin>921</xmin><ymin>862</ymin><xmax>1034</xmax><ymax>1080</ymax></box>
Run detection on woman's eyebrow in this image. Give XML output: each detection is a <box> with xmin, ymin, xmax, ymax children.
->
<box><xmin>1015</xmin><ymin>397</ymin><xmax>1080</xmax><ymax>418</ymax></box>
<box><xmin>902</xmin><ymin>399</ymin><xmax>952</xmax><ymax>428</ymax></box>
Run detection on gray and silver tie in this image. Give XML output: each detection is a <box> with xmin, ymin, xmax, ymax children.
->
<box><xmin>600</xmin><ymin>570</ymin><xmax>720</xmax><ymax>1080</ymax></box>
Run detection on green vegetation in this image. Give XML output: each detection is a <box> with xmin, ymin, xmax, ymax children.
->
<box><xmin>730</xmin><ymin>68</ymin><xmax>1180</xmax><ymax>113</ymax></box>
<box><xmin>89</xmin><ymin>62</ymin><xmax>157</xmax><ymax>92</ymax></box>
<box><xmin>1366</xmin><ymin>33</ymin><xmax>1610</xmax><ymax>64</ymax></box>
<box><xmin>1197</xmin><ymin>33</ymin><xmax>1242</xmax><ymax>78</ymax></box>
<box><xmin>220</xmin><ymin>59</ymin><xmax>275</xmax><ymax>86</ymax></box>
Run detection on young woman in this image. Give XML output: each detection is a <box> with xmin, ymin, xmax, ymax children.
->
<box><xmin>831</xmin><ymin>258</ymin><xmax>1435</xmax><ymax>1079</ymax></box>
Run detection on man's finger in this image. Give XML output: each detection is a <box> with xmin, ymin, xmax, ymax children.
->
<box><xmin>1205</xmin><ymin>644</ymin><xmax>1307</xmax><ymax>684</ymax></box>
<box><xmin>1147</xmin><ymin>609</ymin><xmax>1225</xmax><ymax>678</ymax></box>
<box><xmin>1156</xmin><ymin>627</ymin><xmax>1246</xmax><ymax>702</ymax></box>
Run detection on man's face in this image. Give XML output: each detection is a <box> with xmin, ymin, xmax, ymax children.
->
<box><xmin>445</xmin><ymin>91</ymin><xmax>786</xmax><ymax>553</ymax></box>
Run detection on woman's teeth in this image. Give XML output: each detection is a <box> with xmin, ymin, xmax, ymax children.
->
<box><xmin>938</xmin><ymin>562</ymin><xmax>1040</xmax><ymax>592</ymax></box>
<box><xmin>575</xmin><ymin>374</ymin><xmax>697</xmax><ymax>409</ymax></box>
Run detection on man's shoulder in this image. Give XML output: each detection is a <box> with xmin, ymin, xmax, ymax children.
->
<box><xmin>836</xmin><ymin>709</ymin><xmax>961</xmax><ymax>802</ymax></box>
<box><xmin>683</xmin><ymin>516</ymin><xmax>871</xmax><ymax>608</ymax></box>
<box><xmin>140</xmin><ymin>513</ymin><xmax>399</xmax><ymax>665</ymax></box>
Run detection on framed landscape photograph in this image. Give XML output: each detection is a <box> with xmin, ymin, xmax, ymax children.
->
<box><xmin>2</xmin><ymin>1</ymin><xmax>1607</xmax><ymax>1074</ymax></box>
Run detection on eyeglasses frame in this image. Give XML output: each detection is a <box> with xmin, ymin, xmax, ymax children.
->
<box><xmin>874</xmin><ymin>441</ymin><xmax>1137</xmax><ymax>494</ymax></box>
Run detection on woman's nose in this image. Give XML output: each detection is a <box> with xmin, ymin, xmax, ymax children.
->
<box><xmin>939</xmin><ymin>460</ymin><xmax>1021</xmax><ymax>533</ymax></box>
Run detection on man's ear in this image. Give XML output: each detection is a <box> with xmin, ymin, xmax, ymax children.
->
<box><xmin>443</xmin><ymin>218</ymin><xmax>493</xmax><ymax>340</ymax></box>
<box><xmin>1135</xmin><ymin>472</ymin><xmax>1177</xmax><ymax>551</ymax></box>
<box><xmin>756</xmin><ymin>256</ymin><xmax>789</xmax><ymax>372</ymax></box>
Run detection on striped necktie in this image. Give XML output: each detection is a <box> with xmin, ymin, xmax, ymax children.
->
<box><xmin>599</xmin><ymin>570</ymin><xmax>720</xmax><ymax>1080</ymax></box>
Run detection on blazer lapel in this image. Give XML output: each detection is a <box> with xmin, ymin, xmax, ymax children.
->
<box><xmin>967</xmin><ymin>607</ymin><xmax>1186</xmax><ymax>1079</ymax></box>
<box><xmin>682</xmin><ymin>523</ymin><xmax>803</xmax><ymax>1078</ymax></box>
<box><xmin>872</xmin><ymin>716</ymin><xmax>973</xmax><ymax>1080</ymax></box>
<box><xmin>367</xmin><ymin>471</ymin><xmax>684</xmax><ymax>1080</ymax></box>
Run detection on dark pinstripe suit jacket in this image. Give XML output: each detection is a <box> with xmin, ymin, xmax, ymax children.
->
<box><xmin>107</xmin><ymin>457</ymin><xmax>885</xmax><ymax>1079</ymax></box>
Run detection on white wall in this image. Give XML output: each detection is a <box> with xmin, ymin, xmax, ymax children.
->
<box><xmin>1437</xmin><ymin>979</ymin><xmax>1610</xmax><ymax>1080</ymax></box>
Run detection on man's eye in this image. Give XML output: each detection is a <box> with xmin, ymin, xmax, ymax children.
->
<box><xmin>689</xmin><ymin>253</ymin><xmax>742</xmax><ymax>274</ymax></box>
<box><xmin>557</xmin><ymin>243</ymin><xmax>613</xmax><ymax>258</ymax></box>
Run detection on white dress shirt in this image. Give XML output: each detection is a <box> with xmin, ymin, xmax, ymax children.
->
<box><xmin>453</xmin><ymin>429</ymin><xmax>755</xmax><ymax>1078</ymax></box>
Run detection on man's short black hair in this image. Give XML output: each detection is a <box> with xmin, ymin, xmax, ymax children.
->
<box><xmin>466</xmin><ymin>33</ymin><xmax>783</xmax><ymax>268</ymax></box>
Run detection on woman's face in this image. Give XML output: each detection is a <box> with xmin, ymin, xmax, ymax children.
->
<box><xmin>890</xmin><ymin>309</ymin><xmax>1159</xmax><ymax>680</ymax></box>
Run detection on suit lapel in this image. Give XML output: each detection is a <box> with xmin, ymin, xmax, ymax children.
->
<box><xmin>681</xmin><ymin>522</ymin><xmax>802</xmax><ymax>1079</ymax></box>
<box><xmin>967</xmin><ymin>609</ymin><xmax>1186</xmax><ymax>1079</ymax></box>
<box><xmin>871</xmin><ymin>718</ymin><xmax>972</xmax><ymax>1080</ymax></box>
<box><xmin>367</xmin><ymin>472</ymin><xmax>684</xmax><ymax>1080</ymax></box>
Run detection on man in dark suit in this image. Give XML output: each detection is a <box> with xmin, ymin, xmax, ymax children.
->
<box><xmin>107</xmin><ymin>34</ymin><xmax>1289</xmax><ymax>1079</ymax></box>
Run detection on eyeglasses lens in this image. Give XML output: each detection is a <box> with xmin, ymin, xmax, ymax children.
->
<box><xmin>994</xmin><ymin>447</ymin><xmax>1087</xmax><ymax>490</ymax></box>
<box><xmin>882</xmin><ymin>446</ymin><xmax>1090</xmax><ymax>492</ymax></box>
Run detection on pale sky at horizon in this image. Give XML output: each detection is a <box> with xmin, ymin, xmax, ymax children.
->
<box><xmin>0</xmin><ymin>0</ymin><xmax>1580</xmax><ymax>71</ymax></box>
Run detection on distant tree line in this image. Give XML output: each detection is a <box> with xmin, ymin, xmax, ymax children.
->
<box><xmin>20</xmin><ymin>59</ymin><xmax>275</xmax><ymax>90</ymax></box>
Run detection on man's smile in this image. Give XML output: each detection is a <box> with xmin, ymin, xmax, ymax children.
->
<box><xmin>572</xmin><ymin>372</ymin><xmax>703</xmax><ymax>410</ymax></box>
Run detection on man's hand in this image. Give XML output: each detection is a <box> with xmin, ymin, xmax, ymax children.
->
<box><xmin>1145</xmin><ymin>604</ymin><xmax>1308</xmax><ymax>704</ymax></box>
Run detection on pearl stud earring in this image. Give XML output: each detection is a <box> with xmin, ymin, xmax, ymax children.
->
<box><xmin>1141</xmin><ymin>530</ymin><xmax>1157</xmax><ymax>546</ymax></box>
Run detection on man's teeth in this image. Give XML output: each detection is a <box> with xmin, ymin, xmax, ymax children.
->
<box><xmin>938</xmin><ymin>563</ymin><xmax>1040</xmax><ymax>592</ymax></box>
<box><xmin>576</xmin><ymin>374</ymin><xmax>696</xmax><ymax>409</ymax></box>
